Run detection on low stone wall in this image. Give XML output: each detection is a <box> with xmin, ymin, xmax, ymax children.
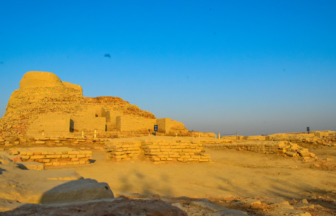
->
<box><xmin>0</xmin><ymin>137</ymin><xmax>105</xmax><ymax>150</ymax></box>
<box><xmin>105</xmin><ymin>139</ymin><xmax>212</xmax><ymax>164</ymax></box>
<box><xmin>142</xmin><ymin>140</ymin><xmax>210</xmax><ymax>163</ymax></box>
<box><xmin>105</xmin><ymin>141</ymin><xmax>142</xmax><ymax>161</ymax></box>
<box><xmin>203</xmin><ymin>142</ymin><xmax>282</xmax><ymax>153</ymax></box>
<box><xmin>200</xmin><ymin>140</ymin><xmax>233</xmax><ymax>144</ymax></box>
<box><xmin>0</xmin><ymin>138</ymin><xmax>20</xmax><ymax>148</ymax></box>
<box><xmin>203</xmin><ymin>141</ymin><xmax>317</xmax><ymax>160</ymax></box>
<box><xmin>33</xmin><ymin>137</ymin><xmax>106</xmax><ymax>146</ymax></box>
<box><xmin>10</xmin><ymin>150</ymin><xmax>92</xmax><ymax>166</ymax></box>
<box><xmin>220</xmin><ymin>132</ymin><xmax>336</xmax><ymax>143</ymax></box>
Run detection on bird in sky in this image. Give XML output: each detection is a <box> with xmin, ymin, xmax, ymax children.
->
<box><xmin>104</xmin><ymin>54</ymin><xmax>111</xmax><ymax>58</ymax></box>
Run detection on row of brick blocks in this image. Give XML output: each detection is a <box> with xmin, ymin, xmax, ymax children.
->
<box><xmin>1</xmin><ymin>146</ymin><xmax>102</xmax><ymax>152</ymax></box>
<box><xmin>0</xmin><ymin>137</ymin><xmax>106</xmax><ymax>149</ymax></box>
<box><xmin>203</xmin><ymin>142</ymin><xmax>317</xmax><ymax>160</ymax></box>
<box><xmin>0</xmin><ymin>137</ymin><xmax>105</xmax><ymax>142</ymax></box>
<box><xmin>106</xmin><ymin>141</ymin><xmax>142</xmax><ymax>161</ymax></box>
<box><xmin>0</xmin><ymin>139</ymin><xmax>20</xmax><ymax>147</ymax></box>
<box><xmin>14</xmin><ymin>150</ymin><xmax>92</xmax><ymax>166</ymax></box>
<box><xmin>142</xmin><ymin>140</ymin><xmax>211</xmax><ymax>163</ymax></box>
<box><xmin>34</xmin><ymin>137</ymin><xmax>105</xmax><ymax>145</ymax></box>
<box><xmin>203</xmin><ymin>143</ymin><xmax>281</xmax><ymax>153</ymax></box>
<box><xmin>105</xmin><ymin>140</ymin><xmax>212</xmax><ymax>163</ymax></box>
<box><xmin>33</xmin><ymin>137</ymin><xmax>105</xmax><ymax>141</ymax></box>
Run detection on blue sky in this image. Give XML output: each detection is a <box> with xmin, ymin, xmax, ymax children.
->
<box><xmin>0</xmin><ymin>0</ymin><xmax>335</xmax><ymax>135</ymax></box>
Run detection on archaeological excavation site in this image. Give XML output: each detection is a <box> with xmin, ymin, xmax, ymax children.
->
<box><xmin>1</xmin><ymin>71</ymin><xmax>336</xmax><ymax>216</ymax></box>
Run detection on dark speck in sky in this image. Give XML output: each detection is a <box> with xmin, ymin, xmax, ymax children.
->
<box><xmin>104</xmin><ymin>54</ymin><xmax>111</xmax><ymax>58</ymax></box>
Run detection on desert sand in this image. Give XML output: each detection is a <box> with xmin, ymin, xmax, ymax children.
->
<box><xmin>47</xmin><ymin>142</ymin><xmax>336</xmax><ymax>200</ymax></box>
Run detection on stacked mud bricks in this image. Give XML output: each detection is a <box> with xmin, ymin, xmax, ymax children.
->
<box><xmin>242</xmin><ymin>142</ymin><xmax>280</xmax><ymax>154</ymax></box>
<box><xmin>17</xmin><ymin>150</ymin><xmax>92</xmax><ymax>166</ymax></box>
<box><xmin>0</xmin><ymin>137</ymin><xmax>106</xmax><ymax>152</ymax></box>
<box><xmin>203</xmin><ymin>142</ymin><xmax>281</xmax><ymax>153</ymax></box>
<box><xmin>203</xmin><ymin>141</ymin><xmax>317</xmax><ymax>160</ymax></box>
<box><xmin>105</xmin><ymin>141</ymin><xmax>142</xmax><ymax>161</ymax></box>
<box><xmin>33</xmin><ymin>137</ymin><xmax>104</xmax><ymax>147</ymax></box>
<box><xmin>302</xmin><ymin>137</ymin><xmax>336</xmax><ymax>147</ymax></box>
<box><xmin>0</xmin><ymin>138</ymin><xmax>20</xmax><ymax>150</ymax></box>
<box><xmin>105</xmin><ymin>140</ymin><xmax>212</xmax><ymax>164</ymax></box>
<box><xmin>142</xmin><ymin>140</ymin><xmax>210</xmax><ymax>163</ymax></box>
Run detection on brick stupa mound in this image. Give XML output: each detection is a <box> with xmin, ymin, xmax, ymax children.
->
<box><xmin>20</xmin><ymin>71</ymin><xmax>65</xmax><ymax>89</ymax></box>
<box><xmin>0</xmin><ymin>71</ymin><xmax>213</xmax><ymax>139</ymax></box>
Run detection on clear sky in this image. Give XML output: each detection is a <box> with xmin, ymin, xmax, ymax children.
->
<box><xmin>0</xmin><ymin>0</ymin><xmax>335</xmax><ymax>135</ymax></box>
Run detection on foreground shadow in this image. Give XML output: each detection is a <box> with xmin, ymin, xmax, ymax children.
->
<box><xmin>118</xmin><ymin>167</ymin><xmax>174</xmax><ymax>197</ymax></box>
<box><xmin>0</xmin><ymin>168</ymin><xmax>6</xmax><ymax>175</ymax></box>
<box><xmin>39</xmin><ymin>178</ymin><xmax>113</xmax><ymax>204</ymax></box>
<box><xmin>0</xmin><ymin>178</ymin><xmax>114</xmax><ymax>215</ymax></box>
<box><xmin>0</xmin><ymin>177</ymin><xmax>185</xmax><ymax>216</ymax></box>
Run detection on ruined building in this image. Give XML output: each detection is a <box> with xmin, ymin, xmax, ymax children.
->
<box><xmin>0</xmin><ymin>71</ymin><xmax>189</xmax><ymax>137</ymax></box>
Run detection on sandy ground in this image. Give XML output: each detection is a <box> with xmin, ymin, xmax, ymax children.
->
<box><xmin>46</xmin><ymin>145</ymin><xmax>336</xmax><ymax>200</ymax></box>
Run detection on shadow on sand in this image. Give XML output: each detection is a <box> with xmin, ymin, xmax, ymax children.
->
<box><xmin>0</xmin><ymin>178</ymin><xmax>114</xmax><ymax>215</ymax></box>
<box><xmin>117</xmin><ymin>167</ymin><xmax>174</xmax><ymax>197</ymax></box>
<box><xmin>0</xmin><ymin>177</ymin><xmax>186</xmax><ymax>216</ymax></box>
<box><xmin>0</xmin><ymin>168</ymin><xmax>6</xmax><ymax>175</ymax></box>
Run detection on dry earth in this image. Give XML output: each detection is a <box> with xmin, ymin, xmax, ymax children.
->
<box><xmin>46</xmin><ymin>143</ymin><xmax>336</xmax><ymax>200</ymax></box>
<box><xmin>2</xmin><ymin>138</ymin><xmax>336</xmax><ymax>215</ymax></box>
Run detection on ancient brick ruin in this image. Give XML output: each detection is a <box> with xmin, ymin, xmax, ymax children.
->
<box><xmin>105</xmin><ymin>138</ymin><xmax>212</xmax><ymax>163</ymax></box>
<box><xmin>0</xmin><ymin>71</ymin><xmax>194</xmax><ymax>138</ymax></box>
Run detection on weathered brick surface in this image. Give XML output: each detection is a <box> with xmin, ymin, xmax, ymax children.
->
<box><xmin>105</xmin><ymin>140</ymin><xmax>212</xmax><ymax>163</ymax></box>
<box><xmin>203</xmin><ymin>141</ymin><xmax>317</xmax><ymax>160</ymax></box>
<box><xmin>15</xmin><ymin>149</ymin><xmax>93</xmax><ymax>166</ymax></box>
<box><xmin>0</xmin><ymin>71</ymin><xmax>218</xmax><ymax>139</ymax></box>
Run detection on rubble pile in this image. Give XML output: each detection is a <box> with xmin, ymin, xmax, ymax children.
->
<box><xmin>280</xmin><ymin>142</ymin><xmax>317</xmax><ymax>160</ymax></box>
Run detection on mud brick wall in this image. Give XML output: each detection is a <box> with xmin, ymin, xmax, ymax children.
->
<box><xmin>203</xmin><ymin>141</ymin><xmax>317</xmax><ymax>160</ymax></box>
<box><xmin>200</xmin><ymin>140</ymin><xmax>232</xmax><ymax>145</ymax></box>
<box><xmin>0</xmin><ymin>138</ymin><xmax>20</xmax><ymax>149</ymax></box>
<box><xmin>26</xmin><ymin>113</ymin><xmax>71</xmax><ymax>135</ymax></box>
<box><xmin>203</xmin><ymin>141</ymin><xmax>284</xmax><ymax>154</ymax></box>
<box><xmin>70</xmin><ymin>115</ymin><xmax>106</xmax><ymax>132</ymax></box>
<box><xmin>105</xmin><ymin>139</ymin><xmax>212</xmax><ymax>164</ymax></box>
<box><xmin>33</xmin><ymin>137</ymin><xmax>105</xmax><ymax>148</ymax></box>
<box><xmin>242</xmin><ymin>136</ymin><xmax>267</xmax><ymax>141</ymax></box>
<box><xmin>105</xmin><ymin>141</ymin><xmax>142</xmax><ymax>161</ymax></box>
<box><xmin>142</xmin><ymin>140</ymin><xmax>210</xmax><ymax>163</ymax></box>
<box><xmin>18</xmin><ymin>150</ymin><xmax>92</xmax><ymax>166</ymax></box>
<box><xmin>157</xmin><ymin>118</ymin><xmax>170</xmax><ymax>133</ymax></box>
<box><xmin>0</xmin><ymin>136</ymin><xmax>106</xmax><ymax>151</ymax></box>
<box><xmin>116</xmin><ymin>116</ymin><xmax>157</xmax><ymax>132</ymax></box>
